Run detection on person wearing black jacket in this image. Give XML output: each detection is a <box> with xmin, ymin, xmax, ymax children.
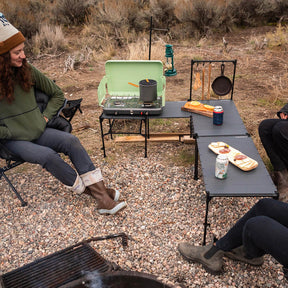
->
<box><xmin>258</xmin><ymin>103</ymin><xmax>288</xmax><ymax>202</ymax></box>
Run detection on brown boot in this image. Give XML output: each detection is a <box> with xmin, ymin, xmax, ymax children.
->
<box><xmin>84</xmin><ymin>186</ymin><xmax>120</xmax><ymax>201</ymax></box>
<box><xmin>88</xmin><ymin>181</ymin><xmax>126</xmax><ymax>215</ymax></box>
<box><xmin>274</xmin><ymin>170</ymin><xmax>288</xmax><ymax>202</ymax></box>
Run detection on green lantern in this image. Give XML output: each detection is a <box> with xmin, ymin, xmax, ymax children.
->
<box><xmin>164</xmin><ymin>44</ymin><xmax>177</xmax><ymax>76</ymax></box>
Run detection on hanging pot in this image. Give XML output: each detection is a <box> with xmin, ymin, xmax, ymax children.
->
<box><xmin>139</xmin><ymin>79</ymin><xmax>157</xmax><ymax>103</ymax></box>
<box><xmin>211</xmin><ymin>64</ymin><xmax>232</xmax><ymax>96</ymax></box>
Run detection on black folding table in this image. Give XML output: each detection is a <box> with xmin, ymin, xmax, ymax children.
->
<box><xmin>191</xmin><ymin>99</ymin><xmax>249</xmax><ymax>179</ymax></box>
<box><xmin>191</xmin><ymin>100</ymin><xmax>278</xmax><ymax>244</ymax></box>
<box><xmin>99</xmin><ymin>101</ymin><xmax>191</xmax><ymax>157</ymax></box>
<box><xmin>196</xmin><ymin>135</ymin><xmax>277</xmax><ymax>244</ymax></box>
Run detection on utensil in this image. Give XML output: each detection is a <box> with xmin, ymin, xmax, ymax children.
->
<box><xmin>207</xmin><ymin>63</ymin><xmax>212</xmax><ymax>100</ymax></box>
<box><xmin>193</xmin><ymin>72</ymin><xmax>201</xmax><ymax>90</ymax></box>
<box><xmin>201</xmin><ymin>66</ymin><xmax>205</xmax><ymax>100</ymax></box>
<box><xmin>211</xmin><ymin>63</ymin><xmax>232</xmax><ymax>96</ymax></box>
<box><xmin>128</xmin><ymin>82</ymin><xmax>139</xmax><ymax>88</ymax></box>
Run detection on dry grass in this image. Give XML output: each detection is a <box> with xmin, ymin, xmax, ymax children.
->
<box><xmin>33</xmin><ymin>24</ymin><xmax>67</xmax><ymax>56</ymax></box>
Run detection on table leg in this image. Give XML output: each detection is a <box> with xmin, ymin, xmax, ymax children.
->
<box><xmin>194</xmin><ymin>140</ymin><xmax>199</xmax><ymax>180</ymax></box>
<box><xmin>203</xmin><ymin>194</ymin><xmax>212</xmax><ymax>245</ymax></box>
<box><xmin>99</xmin><ymin>115</ymin><xmax>106</xmax><ymax>158</ymax></box>
<box><xmin>144</xmin><ymin>116</ymin><xmax>148</xmax><ymax>158</ymax></box>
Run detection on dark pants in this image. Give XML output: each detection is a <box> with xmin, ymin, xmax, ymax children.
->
<box><xmin>4</xmin><ymin>128</ymin><xmax>95</xmax><ymax>186</ymax></box>
<box><xmin>258</xmin><ymin>119</ymin><xmax>288</xmax><ymax>171</ymax></box>
<box><xmin>216</xmin><ymin>198</ymin><xmax>288</xmax><ymax>268</ymax></box>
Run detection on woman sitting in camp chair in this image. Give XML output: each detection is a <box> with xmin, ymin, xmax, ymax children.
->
<box><xmin>0</xmin><ymin>12</ymin><xmax>126</xmax><ymax>215</ymax></box>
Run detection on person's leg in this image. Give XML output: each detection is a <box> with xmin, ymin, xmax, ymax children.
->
<box><xmin>4</xmin><ymin>138</ymin><xmax>78</xmax><ymax>186</ymax></box>
<box><xmin>258</xmin><ymin>119</ymin><xmax>286</xmax><ymax>171</ymax></box>
<box><xmin>243</xmin><ymin>215</ymin><xmax>288</xmax><ymax>267</ymax></box>
<box><xmin>178</xmin><ymin>199</ymin><xmax>288</xmax><ymax>273</ymax></box>
<box><xmin>35</xmin><ymin>128</ymin><xmax>95</xmax><ymax>176</ymax></box>
<box><xmin>272</xmin><ymin>121</ymin><xmax>288</xmax><ymax>169</ymax></box>
<box><xmin>5</xmin><ymin>132</ymin><xmax>126</xmax><ymax>214</ymax></box>
<box><xmin>216</xmin><ymin>198</ymin><xmax>288</xmax><ymax>251</ymax></box>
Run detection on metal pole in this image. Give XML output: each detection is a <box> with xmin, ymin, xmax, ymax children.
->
<box><xmin>149</xmin><ymin>16</ymin><xmax>152</xmax><ymax>60</ymax></box>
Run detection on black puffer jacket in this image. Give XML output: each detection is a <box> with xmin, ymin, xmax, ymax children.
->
<box><xmin>35</xmin><ymin>88</ymin><xmax>72</xmax><ymax>133</ymax></box>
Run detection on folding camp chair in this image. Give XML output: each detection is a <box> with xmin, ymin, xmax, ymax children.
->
<box><xmin>0</xmin><ymin>90</ymin><xmax>82</xmax><ymax>206</ymax></box>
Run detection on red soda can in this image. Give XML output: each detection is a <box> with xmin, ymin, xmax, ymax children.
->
<box><xmin>213</xmin><ymin>106</ymin><xmax>224</xmax><ymax>125</ymax></box>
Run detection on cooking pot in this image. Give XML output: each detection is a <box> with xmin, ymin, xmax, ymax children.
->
<box><xmin>139</xmin><ymin>79</ymin><xmax>157</xmax><ymax>103</ymax></box>
<box><xmin>211</xmin><ymin>64</ymin><xmax>232</xmax><ymax>96</ymax></box>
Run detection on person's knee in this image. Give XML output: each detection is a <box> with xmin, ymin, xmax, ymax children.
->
<box><xmin>255</xmin><ymin>198</ymin><xmax>274</xmax><ymax>212</ymax></box>
<box><xmin>61</xmin><ymin>134</ymin><xmax>81</xmax><ymax>150</ymax></box>
<box><xmin>272</xmin><ymin>121</ymin><xmax>288</xmax><ymax>139</ymax></box>
<box><xmin>244</xmin><ymin>216</ymin><xmax>271</xmax><ymax>237</ymax></box>
<box><xmin>37</xmin><ymin>149</ymin><xmax>59</xmax><ymax>167</ymax></box>
<box><xmin>258</xmin><ymin>119</ymin><xmax>272</xmax><ymax>136</ymax></box>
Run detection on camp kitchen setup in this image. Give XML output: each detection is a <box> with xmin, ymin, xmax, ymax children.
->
<box><xmin>98</xmin><ymin>60</ymin><xmax>166</xmax><ymax>116</ymax></box>
<box><xmin>97</xmin><ymin>57</ymin><xmax>277</xmax><ymax>247</ymax></box>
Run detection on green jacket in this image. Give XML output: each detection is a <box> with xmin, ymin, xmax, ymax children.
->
<box><xmin>0</xmin><ymin>64</ymin><xmax>65</xmax><ymax>141</ymax></box>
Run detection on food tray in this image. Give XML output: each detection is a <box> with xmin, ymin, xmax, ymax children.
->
<box><xmin>208</xmin><ymin>141</ymin><xmax>258</xmax><ymax>171</ymax></box>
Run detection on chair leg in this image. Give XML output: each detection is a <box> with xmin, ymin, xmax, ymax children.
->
<box><xmin>1</xmin><ymin>171</ymin><xmax>28</xmax><ymax>206</ymax></box>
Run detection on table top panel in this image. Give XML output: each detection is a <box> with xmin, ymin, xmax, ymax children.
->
<box><xmin>197</xmin><ymin>135</ymin><xmax>277</xmax><ymax>197</ymax></box>
<box><xmin>191</xmin><ymin>100</ymin><xmax>248</xmax><ymax>137</ymax></box>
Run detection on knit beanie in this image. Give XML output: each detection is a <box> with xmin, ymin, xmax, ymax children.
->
<box><xmin>0</xmin><ymin>12</ymin><xmax>25</xmax><ymax>55</ymax></box>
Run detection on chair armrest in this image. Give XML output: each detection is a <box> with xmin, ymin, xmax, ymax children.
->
<box><xmin>59</xmin><ymin>98</ymin><xmax>83</xmax><ymax>122</ymax></box>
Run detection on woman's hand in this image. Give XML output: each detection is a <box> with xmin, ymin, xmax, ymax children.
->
<box><xmin>280</xmin><ymin>112</ymin><xmax>288</xmax><ymax>120</ymax></box>
<box><xmin>44</xmin><ymin>116</ymin><xmax>49</xmax><ymax>123</ymax></box>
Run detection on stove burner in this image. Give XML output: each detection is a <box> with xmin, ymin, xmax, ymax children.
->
<box><xmin>113</xmin><ymin>100</ymin><xmax>125</xmax><ymax>106</ymax></box>
<box><xmin>103</xmin><ymin>96</ymin><xmax>163</xmax><ymax>115</ymax></box>
<box><xmin>142</xmin><ymin>102</ymin><xmax>154</xmax><ymax>107</ymax></box>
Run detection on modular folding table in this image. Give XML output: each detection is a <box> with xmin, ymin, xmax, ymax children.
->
<box><xmin>99</xmin><ymin>101</ymin><xmax>191</xmax><ymax>157</ymax></box>
<box><xmin>191</xmin><ymin>99</ymin><xmax>248</xmax><ymax>179</ymax></box>
<box><xmin>196</xmin><ymin>135</ymin><xmax>277</xmax><ymax>244</ymax></box>
<box><xmin>190</xmin><ymin>100</ymin><xmax>278</xmax><ymax>244</ymax></box>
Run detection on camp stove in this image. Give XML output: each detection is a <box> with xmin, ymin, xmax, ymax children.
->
<box><xmin>97</xmin><ymin>60</ymin><xmax>166</xmax><ymax>116</ymax></box>
<box><xmin>103</xmin><ymin>96</ymin><xmax>163</xmax><ymax>116</ymax></box>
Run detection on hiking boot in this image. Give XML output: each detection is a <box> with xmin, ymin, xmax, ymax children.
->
<box><xmin>106</xmin><ymin>188</ymin><xmax>120</xmax><ymax>201</ymax></box>
<box><xmin>224</xmin><ymin>245</ymin><xmax>264</xmax><ymax>266</ymax></box>
<box><xmin>88</xmin><ymin>181</ymin><xmax>126</xmax><ymax>215</ymax></box>
<box><xmin>274</xmin><ymin>170</ymin><xmax>288</xmax><ymax>202</ymax></box>
<box><xmin>81</xmin><ymin>169</ymin><xmax>126</xmax><ymax>215</ymax></box>
<box><xmin>178</xmin><ymin>241</ymin><xmax>224</xmax><ymax>274</ymax></box>
<box><xmin>84</xmin><ymin>187</ymin><xmax>120</xmax><ymax>201</ymax></box>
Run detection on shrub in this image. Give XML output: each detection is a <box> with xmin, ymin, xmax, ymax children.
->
<box><xmin>32</xmin><ymin>24</ymin><xmax>67</xmax><ymax>55</ymax></box>
<box><xmin>266</xmin><ymin>24</ymin><xmax>288</xmax><ymax>49</ymax></box>
<box><xmin>174</xmin><ymin>0</ymin><xmax>225</xmax><ymax>38</ymax></box>
<box><xmin>54</xmin><ymin>0</ymin><xmax>93</xmax><ymax>26</ymax></box>
<box><xmin>149</xmin><ymin>0</ymin><xmax>177</xmax><ymax>29</ymax></box>
<box><xmin>1</xmin><ymin>0</ymin><xmax>47</xmax><ymax>39</ymax></box>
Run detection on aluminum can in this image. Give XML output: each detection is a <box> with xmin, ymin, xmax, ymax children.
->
<box><xmin>215</xmin><ymin>154</ymin><xmax>229</xmax><ymax>179</ymax></box>
<box><xmin>213</xmin><ymin>106</ymin><xmax>224</xmax><ymax>125</ymax></box>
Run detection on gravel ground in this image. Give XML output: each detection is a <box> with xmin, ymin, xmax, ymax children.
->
<box><xmin>0</xmin><ymin>134</ymin><xmax>287</xmax><ymax>287</ymax></box>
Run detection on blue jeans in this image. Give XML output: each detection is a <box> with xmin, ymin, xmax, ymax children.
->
<box><xmin>4</xmin><ymin>128</ymin><xmax>95</xmax><ymax>186</ymax></box>
<box><xmin>216</xmin><ymin>198</ymin><xmax>288</xmax><ymax>268</ymax></box>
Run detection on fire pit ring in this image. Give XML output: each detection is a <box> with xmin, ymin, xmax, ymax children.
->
<box><xmin>60</xmin><ymin>271</ymin><xmax>175</xmax><ymax>288</ymax></box>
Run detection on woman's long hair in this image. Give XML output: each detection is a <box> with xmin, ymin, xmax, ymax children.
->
<box><xmin>0</xmin><ymin>52</ymin><xmax>33</xmax><ymax>103</ymax></box>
